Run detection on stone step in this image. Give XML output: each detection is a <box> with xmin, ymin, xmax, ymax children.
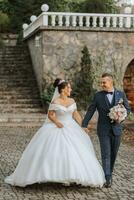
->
<box><xmin>0</xmin><ymin>107</ymin><xmax>43</xmax><ymax>113</ymax></box>
<box><xmin>0</xmin><ymin>93</ymin><xmax>39</xmax><ymax>98</ymax></box>
<box><xmin>0</xmin><ymin>113</ymin><xmax>46</xmax><ymax>127</ymax></box>
<box><xmin>0</xmin><ymin>80</ymin><xmax>37</xmax><ymax>84</ymax></box>
<box><xmin>0</xmin><ymin>103</ymin><xmax>42</xmax><ymax>108</ymax></box>
<box><xmin>0</xmin><ymin>99</ymin><xmax>41</xmax><ymax>104</ymax></box>
<box><xmin>0</xmin><ymin>65</ymin><xmax>32</xmax><ymax>69</ymax></box>
<box><xmin>0</xmin><ymin>89</ymin><xmax>39</xmax><ymax>94</ymax></box>
<box><xmin>0</xmin><ymin>92</ymin><xmax>40</xmax><ymax>98</ymax></box>
<box><xmin>0</xmin><ymin>59</ymin><xmax>30</xmax><ymax>62</ymax></box>
<box><xmin>0</xmin><ymin>69</ymin><xmax>32</xmax><ymax>73</ymax></box>
<box><xmin>0</xmin><ymin>50</ymin><xmax>28</xmax><ymax>54</ymax></box>
<box><xmin>0</xmin><ymin>47</ymin><xmax>28</xmax><ymax>52</ymax></box>
<box><xmin>0</xmin><ymin>52</ymin><xmax>30</xmax><ymax>56</ymax></box>
<box><xmin>0</xmin><ymin>48</ymin><xmax>27</xmax><ymax>52</ymax></box>
<box><xmin>0</xmin><ymin>62</ymin><xmax>32</xmax><ymax>66</ymax></box>
<box><xmin>0</xmin><ymin>45</ymin><xmax>42</xmax><ymax>114</ymax></box>
<box><xmin>0</xmin><ymin>78</ymin><xmax>37</xmax><ymax>82</ymax></box>
<box><xmin>0</xmin><ymin>122</ymin><xmax>43</xmax><ymax>127</ymax></box>
<box><xmin>0</xmin><ymin>73</ymin><xmax>34</xmax><ymax>77</ymax></box>
<box><xmin>0</xmin><ymin>113</ymin><xmax>46</xmax><ymax>122</ymax></box>
<box><xmin>0</xmin><ymin>92</ymin><xmax>39</xmax><ymax>97</ymax></box>
<box><xmin>0</xmin><ymin>83</ymin><xmax>38</xmax><ymax>87</ymax></box>
<box><xmin>0</xmin><ymin>54</ymin><xmax>29</xmax><ymax>57</ymax></box>
<box><xmin>0</xmin><ymin>65</ymin><xmax>33</xmax><ymax>69</ymax></box>
<box><xmin>0</xmin><ymin>91</ymin><xmax>40</xmax><ymax>95</ymax></box>
<box><xmin>0</xmin><ymin>67</ymin><xmax>34</xmax><ymax>71</ymax></box>
<box><xmin>0</xmin><ymin>86</ymin><xmax>39</xmax><ymax>90</ymax></box>
<box><xmin>0</xmin><ymin>75</ymin><xmax>36</xmax><ymax>79</ymax></box>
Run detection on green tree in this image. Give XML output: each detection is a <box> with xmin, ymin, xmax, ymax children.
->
<box><xmin>0</xmin><ymin>0</ymin><xmax>116</xmax><ymax>33</ymax></box>
<box><xmin>82</xmin><ymin>0</ymin><xmax>116</xmax><ymax>13</ymax></box>
<box><xmin>73</xmin><ymin>46</ymin><xmax>96</xmax><ymax>109</ymax></box>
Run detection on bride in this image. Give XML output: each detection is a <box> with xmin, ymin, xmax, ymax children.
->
<box><xmin>5</xmin><ymin>78</ymin><xmax>105</xmax><ymax>187</ymax></box>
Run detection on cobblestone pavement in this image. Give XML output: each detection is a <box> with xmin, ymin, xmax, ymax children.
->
<box><xmin>0</xmin><ymin>127</ymin><xmax>134</xmax><ymax>200</ymax></box>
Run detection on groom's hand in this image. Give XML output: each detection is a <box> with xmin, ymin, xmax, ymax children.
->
<box><xmin>87</xmin><ymin>124</ymin><xmax>93</xmax><ymax>131</ymax></box>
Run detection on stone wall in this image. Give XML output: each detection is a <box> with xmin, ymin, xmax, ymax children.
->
<box><xmin>27</xmin><ymin>28</ymin><xmax>134</xmax><ymax>93</ymax></box>
<box><xmin>28</xmin><ymin>33</ymin><xmax>44</xmax><ymax>93</ymax></box>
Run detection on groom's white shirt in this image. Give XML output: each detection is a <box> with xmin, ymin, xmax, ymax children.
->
<box><xmin>106</xmin><ymin>88</ymin><xmax>114</xmax><ymax>104</ymax></box>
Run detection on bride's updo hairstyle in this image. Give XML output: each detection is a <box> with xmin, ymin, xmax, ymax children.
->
<box><xmin>53</xmin><ymin>78</ymin><xmax>68</xmax><ymax>93</ymax></box>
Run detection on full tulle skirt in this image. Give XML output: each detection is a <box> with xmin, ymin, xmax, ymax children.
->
<box><xmin>5</xmin><ymin>119</ymin><xmax>105</xmax><ymax>187</ymax></box>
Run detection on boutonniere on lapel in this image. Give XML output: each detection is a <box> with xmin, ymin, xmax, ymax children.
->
<box><xmin>108</xmin><ymin>98</ymin><xmax>127</xmax><ymax>123</ymax></box>
<box><xmin>118</xmin><ymin>98</ymin><xmax>123</xmax><ymax>104</ymax></box>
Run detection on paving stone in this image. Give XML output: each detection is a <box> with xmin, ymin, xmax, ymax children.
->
<box><xmin>0</xmin><ymin>127</ymin><xmax>134</xmax><ymax>200</ymax></box>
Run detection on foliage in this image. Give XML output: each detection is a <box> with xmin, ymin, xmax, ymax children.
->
<box><xmin>0</xmin><ymin>11</ymin><xmax>10</xmax><ymax>32</ymax></box>
<box><xmin>72</xmin><ymin>46</ymin><xmax>96</xmax><ymax>110</ymax></box>
<box><xmin>41</xmin><ymin>84</ymin><xmax>55</xmax><ymax>111</ymax></box>
<box><xmin>82</xmin><ymin>0</ymin><xmax>116</xmax><ymax>13</ymax></box>
<box><xmin>42</xmin><ymin>0</ymin><xmax>84</xmax><ymax>12</ymax></box>
<box><xmin>127</xmin><ymin>112</ymin><xmax>134</xmax><ymax>121</ymax></box>
<box><xmin>0</xmin><ymin>0</ymin><xmax>116</xmax><ymax>33</ymax></box>
<box><xmin>0</xmin><ymin>35</ymin><xmax>4</xmax><ymax>47</ymax></box>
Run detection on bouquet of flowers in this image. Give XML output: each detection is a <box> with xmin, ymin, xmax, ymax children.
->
<box><xmin>108</xmin><ymin>98</ymin><xmax>127</xmax><ymax>123</ymax></box>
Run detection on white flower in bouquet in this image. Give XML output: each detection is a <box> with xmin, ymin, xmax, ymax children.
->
<box><xmin>108</xmin><ymin>98</ymin><xmax>127</xmax><ymax>123</ymax></box>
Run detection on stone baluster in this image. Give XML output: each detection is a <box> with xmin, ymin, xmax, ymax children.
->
<box><xmin>41</xmin><ymin>4</ymin><xmax>49</xmax><ymax>26</ymax></box>
<box><xmin>119</xmin><ymin>17</ymin><xmax>123</xmax><ymax>28</ymax></box>
<box><xmin>125</xmin><ymin>16</ymin><xmax>131</xmax><ymax>28</ymax></box>
<box><xmin>79</xmin><ymin>16</ymin><xmax>83</xmax><ymax>27</ymax></box>
<box><xmin>72</xmin><ymin>15</ymin><xmax>77</xmax><ymax>27</ymax></box>
<box><xmin>93</xmin><ymin>16</ymin><xmax>97</xmax><ymax>27</ymax></box>
<box><xmin>42</xmin><ymin>14</ymin><xmax>48</xmax><ymax>26</ymax></box>
<box><xmin>23</xmin><ymin>8</ymin><xmax>134</xmax><ymax>39</ymax></box>
<box><xmin>106</xmin><ymin>16</ymin><xmax>111</xmax><ymax>28</ymax></box>
<box><xmin>86</xmin><ymin>16</ymin><xmax>90</xmax><ymax>27</ymax></box>
<box><xmin>65</xmin><ymin>15</ymin><xmax>70</xmax><ymax>27</ymax></box>
<box><xmin>112</xmin><ymin>16</ymin><xmax>117</xmax><ymax>28</ymax></box>
<box><xmin>51</xmin><ymin>15</ymin><xmax>56</xmax><ymax>26</ymax></box>
<box><xmin>99</xmin><ymin>16</ymin><xmax>104</xmax><ymax>27</ymax></box>
<box><xmin>58</xmin><ymin>15</ymin><xmax>63</xmax><ymax>26</ymax></box>
<box><xmin>133</xmin><ymin>17</ymin><xmax>134</xmax><ymax>27</ymax></box>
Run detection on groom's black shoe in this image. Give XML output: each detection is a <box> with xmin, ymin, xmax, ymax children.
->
<box><xmin>104</xmin><ymin>180</ymin><xmax>112</xmax><ymax>188</ymax></box>
<box><xmin>104</xmin><ymin>176</ymin><xmax>112</xmax><ymax>188</ymax></box>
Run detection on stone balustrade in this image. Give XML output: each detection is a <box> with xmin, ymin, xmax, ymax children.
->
<box><xmin>23</xmin><ymin>11</ymin><xmax>134</xmax><ymax>39</ymax></box>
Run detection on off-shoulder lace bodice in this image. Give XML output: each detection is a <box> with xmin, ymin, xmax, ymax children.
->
<box><xmin>49</xmin><ymin>103</ymin><xmax>77</xmax><ymax>122</ymax></box>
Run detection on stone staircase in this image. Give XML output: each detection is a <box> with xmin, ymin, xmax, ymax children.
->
<box><xmin>0</xmin><ymin>45</ymin><xmax>46</xmax><ymax>126</ymax></box>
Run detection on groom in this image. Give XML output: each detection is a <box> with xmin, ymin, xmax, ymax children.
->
<box><xmin>82</xmin><ymin>73</ymin><xmax>131</xmax><ymax>188</ymax></box>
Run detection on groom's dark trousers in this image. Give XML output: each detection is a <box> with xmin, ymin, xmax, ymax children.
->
<box><xmin>82</xmin><ymin>89</ymin><xmax>131</xmax><ymax>181</ymax></box>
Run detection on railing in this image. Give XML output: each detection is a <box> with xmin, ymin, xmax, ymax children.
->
<box><xmin>23</xmin><ymin>11</ymin><xmax>134</xmax><ymax>38</ymax></box>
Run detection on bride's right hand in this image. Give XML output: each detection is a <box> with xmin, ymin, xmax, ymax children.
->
<box><xmin>83</xmin><ymin>128</ymin><xmax>89</xmax><ymax>134</ymax></box>
<box><xmin>56</xmin><ymin>122</ymin><xmax>64</xmax><ymax>128</ymax></box>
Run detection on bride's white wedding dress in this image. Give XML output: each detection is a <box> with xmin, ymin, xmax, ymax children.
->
<box><xmin>5</xmin><ymin>102</ymin><xmax>105</xmax><ymax>187</ymax></box>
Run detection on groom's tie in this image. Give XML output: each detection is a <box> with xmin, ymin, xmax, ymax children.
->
<box><xmin>105</xmin><ymin>91</ymin><xmax>113</xmax><ymax>95</ymax></box>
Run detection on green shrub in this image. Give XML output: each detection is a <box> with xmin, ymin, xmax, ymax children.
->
<box><xmin>0</xmin><ymin>11</ymin><xmax>10</xmax><ymax>32</ymax></box>
<box><xmin>41</xmin><ymin>84</ymin><xmax>55</xmax><ymax>112</ymax></box>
